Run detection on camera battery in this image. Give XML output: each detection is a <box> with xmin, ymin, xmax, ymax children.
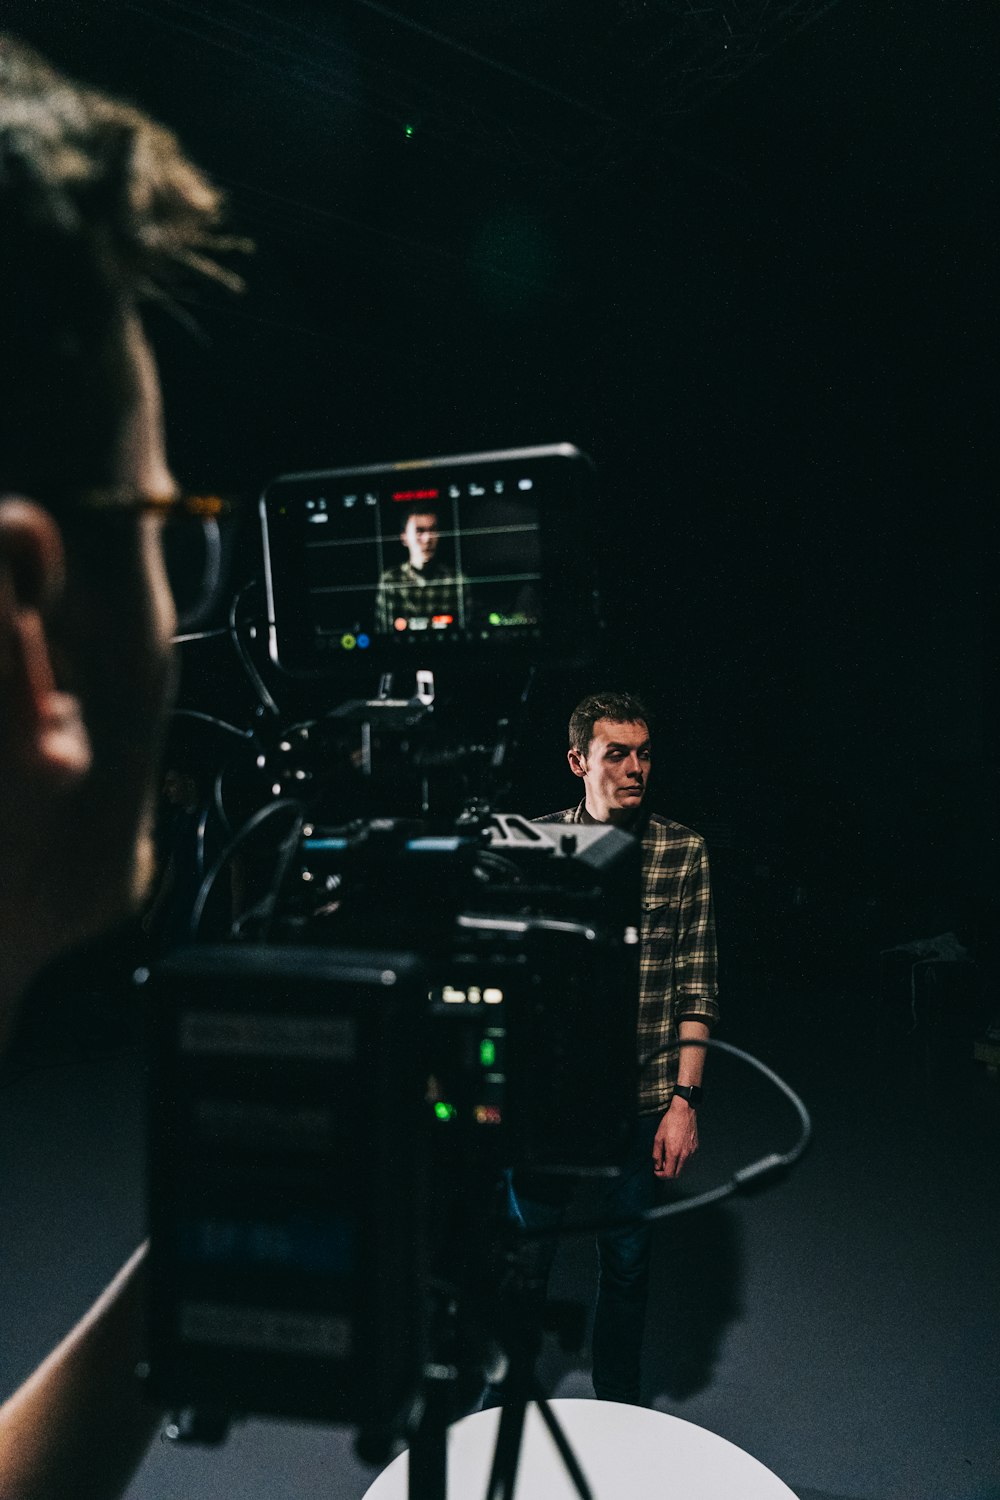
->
<box><xmin>145</xmin><ymin>945</ymin><xmax>427</xmax><ymax>1428</ymax></box>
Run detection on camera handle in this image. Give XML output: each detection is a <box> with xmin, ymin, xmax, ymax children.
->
<box><xmin>345</xmin><ymin>669</ymin><xmax>436</xmax><ymax>780</ymax></box>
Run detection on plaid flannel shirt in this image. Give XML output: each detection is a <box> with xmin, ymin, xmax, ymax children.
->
<box><xmin>536</xmin><ymin>802</ymin><xmax>719</xmax><ymax>1115</ymax></box>
<box><xmin>374</xmin><ymin>560</ymin><xmax>464</xmax><ymax>633</ymax></box>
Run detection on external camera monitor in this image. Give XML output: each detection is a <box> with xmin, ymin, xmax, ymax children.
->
<box><xmin>260</xmin><ymin>444</ymin><xmax>599</xmax><ymax>675</ymax></box>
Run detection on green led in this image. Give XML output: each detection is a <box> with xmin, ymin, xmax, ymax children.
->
<box><xmin>489</xmin><ymin>612</ymin><xmax>501</xmax><ymax>626</ymax></box>
<box><xmin>404</xmin><ymin>124</ymin><xmax>415</xmax><ymax>139</ymax></box>
<box><xmin>480</xmin><ymin>1039</ymin><xmax>496</xmax><ymax>1067</ymax></box>
<box><xmin>434</xmin><ymin>1101</ymin><xmax>456</xmax><ymax>1122</ymax></box>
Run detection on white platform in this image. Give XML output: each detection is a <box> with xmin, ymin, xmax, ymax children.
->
<box><xmin>363</xmin><ymin>1398</ymin><xmax>798</xmax><ymax>1499</ymax></box>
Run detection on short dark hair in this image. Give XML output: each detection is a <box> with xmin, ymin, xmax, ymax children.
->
<box><xmin>0</xmin><ymin>34</ymin><xmax>244</xmax><ymax>494</ymax></box>
<box><xmin>568</xmin><ymin>691</ymin><xmax>651</xmax><ymax>754</ymax></box>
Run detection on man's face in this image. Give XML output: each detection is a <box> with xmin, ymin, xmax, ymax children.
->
<box><xmin>402</xmin><ymin>512</ymin><xmax>439</xmax><ymax>570</ymax></box>
<box><xmin>47</xmin><ymin>315</ymin><xmax>178</xmax><ymax>940</ymax></box>
<box><xmin>568</xmin><ymin>717</ymin><xmax>651</xmax><ymax>824</ymax></box>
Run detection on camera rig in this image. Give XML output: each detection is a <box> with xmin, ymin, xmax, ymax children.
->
<box><xmin>144</xmin><ymin>444</ymin><xmax>644</xmax><ymax>1464</ymax></box>
<box><xmin>146</xmin><ymin>808</ymin><xmax>639</xmax><ymax>1440</ymax></box>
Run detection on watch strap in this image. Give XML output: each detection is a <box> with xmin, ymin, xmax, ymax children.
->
<box><xmin>673</xmin><ymin>1083</ymin><xmax>703</xmax><ymax>1108</ymax></box>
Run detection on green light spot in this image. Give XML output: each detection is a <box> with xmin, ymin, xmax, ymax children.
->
<box><xmin>434</xmin><ymin>1101</ymin><xmax>456</xmax><ymax>1122</ymax></box>
<box><xmin>489</xmin><ymin>612</ymin><xmax>502</xmax><ymax>626</ymax></box>
<box><xmin>480</xmin><ymin>1039</ymin><xmax>496</xmax><ymax>1067</ymax></box>
<box><xmin>405</xmin><ymin>124</ymin><xmax>415</xmax><ymax>138</ymax></box>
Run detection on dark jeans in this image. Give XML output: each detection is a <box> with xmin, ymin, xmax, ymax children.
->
<box><xmin>507</xmin><ymin>1113</ymin><xmax>661</xmax><ymax>1405</ymax></box>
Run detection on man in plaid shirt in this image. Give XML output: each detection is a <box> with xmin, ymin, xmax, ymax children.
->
<box><xmin>375</xmin><ymin>506</ymin><xmax>465</xmax><ymax>633</ymax></box>
<box><xmin>510</xmin><ymin>689</ymin><xmax>719</xmax><ymax>1405</ymax></box>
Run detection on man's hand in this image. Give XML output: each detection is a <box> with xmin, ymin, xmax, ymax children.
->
<box><xmin>652</xmin><ymin>1098</ymin><xmax>699</xmax><ymax>1179</ymax></box>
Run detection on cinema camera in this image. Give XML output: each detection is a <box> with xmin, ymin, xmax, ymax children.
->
<box><xmin>144</xmin><ymin>446</ymin><xmax>640</xmax><ymax>1459</ymax></box>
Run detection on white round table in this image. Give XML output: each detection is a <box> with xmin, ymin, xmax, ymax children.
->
<box><xmin>363</xmin><ymin>1398</ymin><xmax>797</xmax><ymax>1499</ymax></box>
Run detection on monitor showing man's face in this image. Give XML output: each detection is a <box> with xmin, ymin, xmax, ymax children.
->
<box><xmin>402</xmin><ymin>511</ymin><xmax>439</xmax><ymax>570</ymax></box>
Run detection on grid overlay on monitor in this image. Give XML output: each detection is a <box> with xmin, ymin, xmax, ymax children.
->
<box><xmin>304</xmin><ymin>502</ymin><xmax>541</xmax><ymax>637</ymax></box>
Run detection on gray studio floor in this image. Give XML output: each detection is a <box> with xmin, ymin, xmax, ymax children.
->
<box><xmin>1</xmin><ymin>971</ymin><xmax>998</xmax><ymax>1500</ymax></box>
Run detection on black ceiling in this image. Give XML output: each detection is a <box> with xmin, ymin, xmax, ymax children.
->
<box><xmin>4</xmin><ymin>1</ymin><xmax>996</xmax><ymax>791</ymax></box>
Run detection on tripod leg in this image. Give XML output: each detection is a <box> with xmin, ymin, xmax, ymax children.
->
<box><xmin>408</xmin><ymin>1368</ymin><xmax>451</xmax><ymax>1500</ymax></box>
<box><xmin>485</xmin><ymin>1394</ymin><xmax>528</xmax><ymax>1500</ymax></box>
<box><xmin>532</xmin><ymin>1387</ymin><xmax>594</xmax><ymax>1500</ymax></box>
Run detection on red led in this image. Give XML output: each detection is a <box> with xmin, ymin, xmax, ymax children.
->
<box><xmin>391</xmin><ymin>488</ymin><xmax>439</xmax><ymax>502</ymax></box>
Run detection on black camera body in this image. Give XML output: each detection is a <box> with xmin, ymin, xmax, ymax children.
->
<box><xmin>146</xmin><ymin>816</ymin><xmax>638</xmax><ymax>1428</ymax></box>
<box><xmin>147</xmin><ymin>945</ymin><xmax>428</xmax><ymax>1429</ymax></box>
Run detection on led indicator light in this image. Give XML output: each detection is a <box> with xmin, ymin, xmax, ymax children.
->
<box><xmin>394</xmin><ymin>617</ymin><xmax>408</xmax><ymax>632</ymax></box>
<box><xmin>489</xmin><ymin>612</ymin><xmax>501</xmax><ymax>626</ymax></box>
<box><xmin>341</xmin><ymin>633</ymin><xmax>357</xmax><ymax>650</ymax></box>
<box><xmin>434</xmin><ymin>1102</ymin><xmax>456</xmax><ymax>1122</ymax></box>
<box><xmin>357</xmin><ymin>633</ymin><xmax>370</xmax><ymax>649</ymax></box>
<box><xmin>480</xmin><ymin>1039</ymin><xmax>496</xmax><ymax>1067</ymax></box>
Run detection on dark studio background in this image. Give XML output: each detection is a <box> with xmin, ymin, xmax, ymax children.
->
<box><xmin>8</xmin><ymin>0</ymin><xmax>997</xmax><ymax>974</ymax></box>
<box><xmin>2</xmin><ymin>5</ymin><xmax>999</xmax><ymax>1500</ymax></box>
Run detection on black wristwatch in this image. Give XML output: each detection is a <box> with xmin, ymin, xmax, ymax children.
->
<box><xmin>672</xmin><ymin>1084</ymin><xmax>703</xmax><ymax>1109</ymax></box>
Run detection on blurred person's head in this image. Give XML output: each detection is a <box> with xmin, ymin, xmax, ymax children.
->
<box><xmin>0</xmin><ymin>35</ymin><xmax>240</xmax><ymax>1037</ymax></box>
<box><xmin>401</xmin><ymin>510</ymin><xmax>440</xmax><ymax>570</ymax></box>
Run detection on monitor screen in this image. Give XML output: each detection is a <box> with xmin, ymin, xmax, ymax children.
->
<box><xmin>260</xmin><ymin>444</ymin><xmax>598</xmax><ymax>674</ymax></box>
